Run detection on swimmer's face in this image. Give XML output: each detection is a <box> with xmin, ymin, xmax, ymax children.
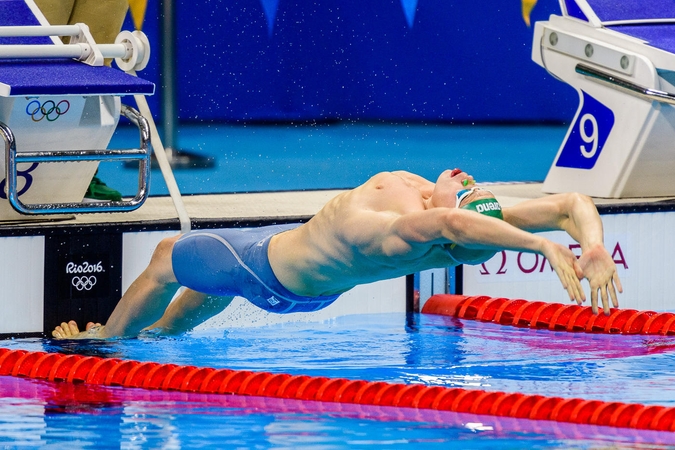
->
<box><xmin>430</xmin><ymin>169</ymin><xmax>476</xmax><ymax>208</ymax></box>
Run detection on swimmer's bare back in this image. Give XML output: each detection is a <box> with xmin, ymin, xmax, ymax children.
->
<box><xmin>52</xmin><ymin>321</ymin><xmax>105</xmax><ymax>339</ymax></box>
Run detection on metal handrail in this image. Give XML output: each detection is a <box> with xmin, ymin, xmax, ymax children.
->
<box><xmin>2</xmin><ymin>104</ymin><xmax>151</xmax><ymax>215</ymax></box>
<box><xmin>576</xmin><ymin>63</ymin><xmax>675</xmax><ymax>106</ymax></box>
<box><xmin>0</xmin><ymin>25</ymin><xmax>82</xmax><ymax>37</ymax></box>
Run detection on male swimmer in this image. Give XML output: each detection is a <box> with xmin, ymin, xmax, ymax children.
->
<box><xmin>53</xmin><ymin>169</ymin><xmax>622</xmax><ymax>339</ymax></box>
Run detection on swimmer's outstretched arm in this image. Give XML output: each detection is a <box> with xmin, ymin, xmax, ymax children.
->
<box><xmin>388</xmin><ymin>207</ymin><xmax>586</xmax><ymax>303</ymax></box>
<box><xmin>502</xmin><ymin>193</ymin><xmax>623</xmax><ymax>315</ymax></box>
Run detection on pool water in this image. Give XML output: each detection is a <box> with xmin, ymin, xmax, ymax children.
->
<box><xmin>100</xmin><ymin>123</ymin><xmax>568</xmax><ymax>196</ymax></box>
<box><xmin>2</xmin><ymin>313</ymin><xmax>675</xmax><ymax>447</ymax></box>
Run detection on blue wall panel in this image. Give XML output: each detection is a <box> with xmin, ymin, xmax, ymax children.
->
<box><xmin>132</xmin><ymin>0</ymin><xmax>575</xmax><ymax>123</ymax></box>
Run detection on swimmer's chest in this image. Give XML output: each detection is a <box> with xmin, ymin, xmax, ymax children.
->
<box><xmin>363</xmin><ymin>181</ymin><xmax>427</xmax><ymax>215</ymax></box>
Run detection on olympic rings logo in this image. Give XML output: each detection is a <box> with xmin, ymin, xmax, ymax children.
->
<box><xmin>71</xmin><ymin>276</ymin><xmax>97</xmax><ymax>291</ymax></box>
<box><xmin>25</xmin><ymin>99</ymin><xmax>70</xmax><ymax>122</ymax></box>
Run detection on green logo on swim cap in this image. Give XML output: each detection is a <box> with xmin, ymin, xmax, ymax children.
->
<box><xmin>461</xmin><ymin>198</ymin><xmax>503</xmax><ymax>220</ymax></box>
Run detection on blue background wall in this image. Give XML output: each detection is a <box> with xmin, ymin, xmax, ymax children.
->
<box><xmin>127</xmin><ymin>0</ymin><xmax>577</xmax><ymax>124</ymax></box>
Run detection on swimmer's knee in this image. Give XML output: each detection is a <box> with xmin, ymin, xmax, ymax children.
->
<box><xmin>147</xmin><ymin>235</ymin><xmax>181</xmax><ymax>282</ymax></box>
<box><xmin>153</xmin><ymin>235</ymin><xmax>180</xmax><ymax>258</ymax></box>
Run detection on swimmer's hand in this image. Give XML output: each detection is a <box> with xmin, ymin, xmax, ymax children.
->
<box><xmin>541</xmin><ymin>240</ymin><xmax>585</xmax><ymax>305</ymax></box>
<box><xmin>52</xmin><ymin>321</ymin><xmax>105</xmax><ymax>339</ymax></box>
<box><xmin>578</xmin><ymin>243</ymin><xmax>623</xmax><ymax>316</ymax></box>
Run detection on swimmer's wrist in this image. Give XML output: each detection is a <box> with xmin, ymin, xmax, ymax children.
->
<box><xmin>536</xmin><ymin>236</ymin><xmax>552</xmax><ymax>256</ymax></box>
<box><xmin>579</xmin><ymin>239</ymin><xmax>604</xmax><ymax>253</ymax></box>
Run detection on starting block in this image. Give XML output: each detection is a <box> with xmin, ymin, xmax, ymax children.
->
<box><xmin>0</xmin><ymin>0</ymin><xmax>154</xmax><ymax>220</ymax></box>
<box><xmin>533</xmin><ymin>0</ymin><xmax>675</xmax><ymax>198</ymax></box>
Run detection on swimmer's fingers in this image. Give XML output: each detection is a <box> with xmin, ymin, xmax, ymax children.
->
<box><xmin>563</xmin><ymin>261</ymin><xmax>584</xmax><ymax>304</ymax></box>
<box><xmin>599</xmin><ymin>282</ymin><xmax>611</xmax><ymax>315</ymax></box>
<box><xmin>616</xmin><ymin>272</ymin><xmax>623</xmax><ymax>293</ymax></box>
<box><xmin>595</xmin><ymin>271</ymin><xmax>622</xmax><ymax>314</ymax></box>
<box><xmin>590</xmin><ymin>285</ymin><xmax>599</xmax><ymax>315</ymax></box>
<box><xmin>572</xmin><ymin>261</ymin><xmax>587</xmax><ymax>305</ymax></box>
<box><xmin>614</xmin><ymin>272</ymin><xmax>623</xmax><ymax>295</ymax></box>
<box><xmin>544</xmin><ymin>248</ymin><xmax>586</xmax><ymax>305</ymax></box>
<box><xmin>543</xmin><ymin>241</ymin><xmax>585</xmax><ymax>305</ymax></box>
<box><xmin>589</xmin><ymin>281</ymin><xmax>611</xmax><ymax>315</ymax></box>
<box><xmin>558</xmin><ymin>265</ymin><xmax>584</xmax><ymax>305</ymax></box>
<box><xmin>608</xmin><ymin>281</ymin><xmax>619</xmax><ymax>309</ymax></box>
<box><xmin>570</xmin><ymin>273</ymin><xmax>585</xmax><ymax>305</ymax></box>
<box><xmin>602</xmin><ymin>271</ymin><xmax>622</xmax><ymax>310</ymax></box>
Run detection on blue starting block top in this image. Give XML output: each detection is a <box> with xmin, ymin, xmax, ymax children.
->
<box><xmin>562</xmin><ymin>0</ymin><xmax>675</xmax><ymax>59</ymax></box>
<box><xmin>583</xmin><ymin>0</ymin><xmax>675</xmax><ymax>23</ymax></box>
<box><xmin>0</xmin><ymin>0</ymin><xmax>154</xmax><ymax>97</ymax></box>
<box><xmin>0</xmin><ymin>60</ymin><xmax>155</xmax><ymax>97</ymax></box>
<box><xmin>607</xmin><ymin>25</ymin><xmax>675</xmax><ymax>56</ymax></box>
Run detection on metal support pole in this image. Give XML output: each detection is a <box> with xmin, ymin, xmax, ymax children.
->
<box><xmin>158</xmin><ymin>0</ymin><xmax>214</xmax><ymax>169</ymax></box>
<box><xmin>161</xmin><ymin>0</ymin><xmax>177</xmax><ymax>152</ymax></box>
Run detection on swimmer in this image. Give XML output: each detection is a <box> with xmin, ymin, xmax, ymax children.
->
<box><xmin>52</xmin><ymin>169</ymin><xmax>622</xmax><ymax>339</ymax></box>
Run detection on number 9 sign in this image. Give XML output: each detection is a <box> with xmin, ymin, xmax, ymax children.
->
<box><xmin>578</xmin><ymin>113</ymin><xmax>598</xmax><ymax>158</ymax></box>
<box><xmin>556</xmin><ymin>91</ymin><xmax>614</xmax><ymax>170</ymax></box>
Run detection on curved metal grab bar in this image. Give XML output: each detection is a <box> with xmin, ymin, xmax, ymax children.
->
<box><xmin>576</xmin><ymin>63</ymin><xmax>675</xmax><ymax>106</ymax></box>
<box><xmin>2</xmin><ymin>104</ymin><xmax>151</xmax><ymax>215</ymax></box>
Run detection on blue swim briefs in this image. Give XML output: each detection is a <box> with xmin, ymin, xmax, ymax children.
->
<box><xmin>171</xmin><ymin>224</ymin><xmax>341</xmax><ymax>314</ymax></box>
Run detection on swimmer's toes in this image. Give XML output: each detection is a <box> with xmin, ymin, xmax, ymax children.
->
<box><xmin>85</xmin><ymin>322</ymin><xmax>102</xmax><ymax>331</ymax></box>
<box><xmin>51</xmin><ymin>321</ymin><xmax>106</xmax><ymax>339</ymax></box>
<box><xmin>67</xmin><ymin>320</ymin><xmax>81</xmax><ymax>336</ymax></box>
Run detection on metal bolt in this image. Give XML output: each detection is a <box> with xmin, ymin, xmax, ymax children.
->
<box><xmin>549</xmin><ymin>32</ymin><xmax>558</xmax><ymax>46</ymax></box>
<box><xmin>620</xmin><ymin>55</ymin><xmax>630</xmax><ymax>70</ymax></box>
<box><xmin>585</xmin><ymin>44</ymin><xmax>594</xmax><ymax>58</ymax></box>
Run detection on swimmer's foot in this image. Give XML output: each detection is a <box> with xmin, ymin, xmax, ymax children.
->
<box><xmin>52</xmin><ymin>321</ymin><xmax>105</xmax><ymax>339</ymax></box>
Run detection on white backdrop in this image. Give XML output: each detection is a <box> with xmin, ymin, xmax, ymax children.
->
<box><xmin>463</xmin><ymin>211</ymin><xmax>673</xmax><ymax>312</ymax></box>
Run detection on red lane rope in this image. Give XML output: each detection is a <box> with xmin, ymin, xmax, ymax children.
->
<box><xmin>422</xmin><ymin>294</ymin><xmax>675</xmax><ymax>335</ymax></box>
<box><xmin>0</xmin><ymin>347</ymin><xmax>674</xmax><ymax>432</ymax></box>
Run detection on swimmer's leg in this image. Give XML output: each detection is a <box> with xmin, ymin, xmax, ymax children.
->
<box><xmin>52</xmin><ymin>235</ymin><xmax>183</xmax><ymax>339</ymax></box>
<box><xmin>143</xmin><ymin>290</ymin><xmax>234</xmax><ymax>335</ymax></box>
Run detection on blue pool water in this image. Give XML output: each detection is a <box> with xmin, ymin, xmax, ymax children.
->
<box><xmin>100</xmin><ymin>123</ymin><xmax>568</xmax><ymax>196</ymax></box>
<box><xmin>5</xmin><ymin>122</ymin><xmax>669</xmax><ymax>446</ymax></box>
<box><xmin>2</xmin><ymin>313</ymin><xmax>675</xmax><ymax>447</ymax></box>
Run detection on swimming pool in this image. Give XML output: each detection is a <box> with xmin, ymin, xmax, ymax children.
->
<box><xmin>100</xmin><ymin>122</ymin><xmax>568</xmax><ymax>196</ymax></box>
<box><xmin>2</xmin><ymin>121</ymin><xmax>672</xmax><ymax>446</ymax></box>
<box><xmin>2</xmin><ymin>311</ymin><xmax>674</xmax><ymax>447</ymax></box>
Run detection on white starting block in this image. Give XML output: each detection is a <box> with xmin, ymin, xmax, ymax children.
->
<box><xmin>533</xmin><ymin>0</ymin><xmax>675</xmax><ymax>198</ymax></box>
<box><xmin>0</xmin><ymin>0</ymin><xmax>154</xmax><ymax>220</ymax></box>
